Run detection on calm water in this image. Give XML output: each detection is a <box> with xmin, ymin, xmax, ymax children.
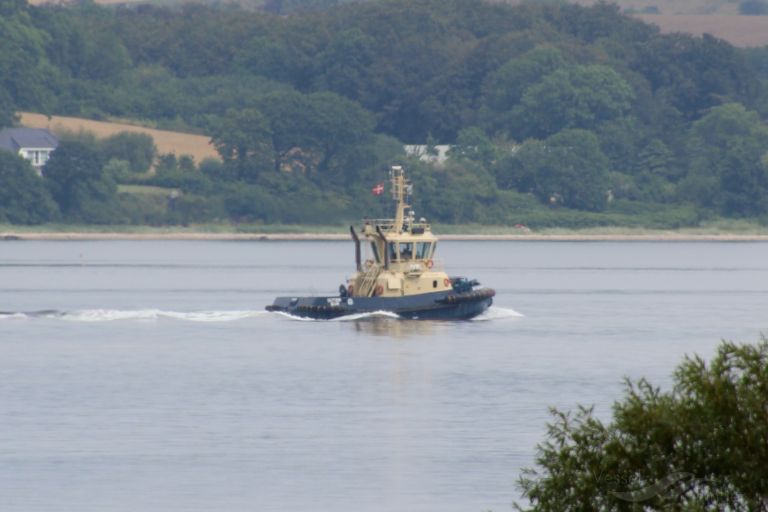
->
<box><xmin>1</xmin><ymin>240</ymin><xmax>767</xmax><ymax>512</ymax></box>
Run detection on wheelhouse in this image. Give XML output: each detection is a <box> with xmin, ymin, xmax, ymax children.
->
<box><xmin>347</xmin><ymin>166</ymin><xmax>450</xmax><ymax>297</ymax></box>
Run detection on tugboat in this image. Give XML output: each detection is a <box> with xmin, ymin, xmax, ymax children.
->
<box><xmin>266</xmin><ymin>166</ymin><xmax>495</xmax><ymax>320</ymax></box>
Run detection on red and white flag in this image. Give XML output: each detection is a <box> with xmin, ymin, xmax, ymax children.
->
<box><xmin>371</xmin><ymin>183</ymin><xmax>384</xmax><ymax>196</ymax></box>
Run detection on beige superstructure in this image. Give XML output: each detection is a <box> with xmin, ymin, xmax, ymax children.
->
<box><xmin>348</xmin><ymin>166</ymin><xmax>452</xmax><ymax>298</ymax></box>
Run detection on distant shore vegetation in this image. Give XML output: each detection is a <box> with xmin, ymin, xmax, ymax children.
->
<box><xmin>1</xmin><ymin>0</ymin><xmax>768</xmax><ymax>230</ymax></box>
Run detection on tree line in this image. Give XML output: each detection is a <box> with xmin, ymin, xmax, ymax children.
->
<box><xmin>1</xmin><ymin>0</ymin><xmax>768</xmax><ymax>226</ymax></box>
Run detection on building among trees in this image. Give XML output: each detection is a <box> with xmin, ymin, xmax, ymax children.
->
<box><xmin>0</xmin><ymin>128</ymin><xmax>59</xmax><ymax>175</ymax></box>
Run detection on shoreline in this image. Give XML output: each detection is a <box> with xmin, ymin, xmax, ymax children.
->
<box><xmin>4</xmin><ymin>232</ymin><xmax>768</xmax><ymax>242</ymax></box>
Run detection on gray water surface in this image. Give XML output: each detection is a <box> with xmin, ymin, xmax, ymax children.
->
<box><xmin>1</xmin><ymin>240</ymin><xmax>766</xmax><ymax>512</ymax></box>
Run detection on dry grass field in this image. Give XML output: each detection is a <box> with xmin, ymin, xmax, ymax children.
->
<box><xmin>20</xmin><ymin>112</ymin><xmax>221</xmax><ymax>163</ymax></box>
<box><xmin>635</xmin><ymin>14</ymin><xmax>768</xmax><ymax>47</ymax></box>
<box><xmin>501</xmin><ymin>0</ymin><xmax>768</xmax><ymax>47</ymax></box>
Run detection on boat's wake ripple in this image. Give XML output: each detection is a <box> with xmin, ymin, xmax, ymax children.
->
<box><xmin>0</xmin><ymin>306</ymin><xmax>523</xmax><ymax>323</ymax></box>
<box><xmin>470</xmin><ymin>306</ymin><xmax>524</xmax><ymax>321</ymax></box>
<box><xmin>272</xmin><ymin>306</ymin><xmax>523</xmax><ymax>322</ymax></box>
<box><xmin>273</xmin><ymin>310</ymin><xmax>402</xmax><ymax>322</ymax></box>
<box><xmin>0</xmin><ymin>309</ymin><xmax>267</xmax><ymax>322</ymax></box>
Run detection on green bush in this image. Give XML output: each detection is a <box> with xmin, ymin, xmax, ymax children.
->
<box><xmin>100</xmin><ymin>132</ymin><xmax>156</xmax><ymax>173</ymax></box>
<box><xmin>517</xmin><ymin>338</ymin><xmax>768</xmax><ymax>511</ymax></box>
<box><xmin>0</xmin><ymin>153</ymin><xmax>60</xmax><ymax>224</ymax></box>
<box><xmin>117</xmin><ymin>191</ymin><xmax>171</xmax><ymax>225</ymax></box>
<box><xmin>167</xmin><ymin>194</ymin><xmax>226</xmax><ymax>225</ymax></box>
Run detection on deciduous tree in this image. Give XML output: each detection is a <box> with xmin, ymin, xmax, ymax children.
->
<box><xmin>0</xmin><ymin>152</ymin><xmax>59</xmax><ymax>224</ymax></box>
<box><xmin>43</xmin><ymin>139</ymin><xmax>119</xmax><ymax>223</ymax></box>
<box><xmin>211</xmin><ymin>108</ymin><xmax>274</xmax><ymax>182</ymax></box>
<box><xmin>514</xmin><ymin>65</ymin><xmax>635</xmax><ymax>139</ymax></box>
<box><xmin>101</xmin><ymin>132</ymin><xmax>156</xmax><ymax>173</ymax></box>
<box><xmin>681</xmin><ymin>103</ymin><xmax>768</xmax><ymax>216</ymax></box>
<box><xmin>517</xmin><ymin>337</ymin><xmax>768</xmax><ymax>511</ymax></box>
<box><xmin>497</xmin><ymin>129</ymin><xmax>610</xmax><ymax>211</ymax></box>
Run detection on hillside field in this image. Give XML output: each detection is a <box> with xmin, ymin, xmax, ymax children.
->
<box><xmin>20</xmin><ymin>112</ymin><xmax>221</xmax><ymax>163</ymax></box>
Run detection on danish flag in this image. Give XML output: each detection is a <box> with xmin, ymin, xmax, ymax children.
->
<box><xmin>371</xmin><ymin>183</ymin><xmax>384</xmax><ymax>196</ymax></box>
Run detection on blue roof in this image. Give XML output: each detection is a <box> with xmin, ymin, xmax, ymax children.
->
<box><xmin>0</xmin><ymin>128</ymin><xmax>59</xmax><ymax>151</ymax></box>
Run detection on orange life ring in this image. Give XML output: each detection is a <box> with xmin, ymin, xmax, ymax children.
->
<box><xmin>374</xmin><ymin>284</ymin><xmax>384</xmax><ymax>296</ymax></box>
<box><xmin>426</xmin><ymin>259</ymin><xmax>434</xmax><ymax>269</ymax></box>
<box><xmin>444</xmin><ymin>278</ymin><xmax>451</xmax><ymax>287</ymax></box>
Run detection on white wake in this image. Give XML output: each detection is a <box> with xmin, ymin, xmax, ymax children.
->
<box><xmin>272</xmin><ymin>306</ymin><xmax>522</xmax><ymax>322</ymax></box>
<box><xmin>1</xmin><ymin>306</ymin><xmax>522</xmax><ymax>323</ymax></box>
<box><xmin>470</xmin><ymin>306</ymin><xmax>524</xmax><ymax>321</ymax></box>
<box><xmin>272</xmin><ymin>310</ymin><xmax>401</xmax><ymax>322</ymax></box>
<box><xmin>0</xmin><ymin>309</ymin><xmax>267</xmax><ymax>322</ymax></box>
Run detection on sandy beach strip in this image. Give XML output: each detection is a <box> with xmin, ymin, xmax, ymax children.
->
<box><xmin>3</xmin><ymin>232</ymin><xmax>768</xmax><ymax>242</ymax></box>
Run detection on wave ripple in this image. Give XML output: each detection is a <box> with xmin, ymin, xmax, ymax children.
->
<box><xmin>1</xmin><ymin>306</ymin><xmax>522</xmax><ymax>323</ymax></box>
<box><xmin>0</xmin><ymin>309</ymin><xmax>267</xmax><ymax>322</ymax></box>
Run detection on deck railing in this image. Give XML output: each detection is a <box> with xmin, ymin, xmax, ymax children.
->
<box><xmin>362</xmin><ymin>219</ymin><xmax>432</xmax><ymax>233</ymax></box>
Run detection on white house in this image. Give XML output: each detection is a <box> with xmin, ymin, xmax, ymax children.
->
<box><xmin>0</xmin><ymin>128</ymin><xmax>59</xmax><ymax>175</ymax></box>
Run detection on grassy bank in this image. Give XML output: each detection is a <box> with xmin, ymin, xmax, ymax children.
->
<box><xmin>0</xmin><ymin>223</ymin><xmax>347</xmax><ymax>235</ymax></box>
<box><xmin>3</xmin><ymin>219</ymin><xmax>768</xmax><ymax>240</ymax></box>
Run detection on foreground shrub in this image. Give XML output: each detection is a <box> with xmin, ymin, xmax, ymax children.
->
<box><xmin>517</xmin><ymin>337</ymin><xmax>768</xmax><ymax>511</ymax></box>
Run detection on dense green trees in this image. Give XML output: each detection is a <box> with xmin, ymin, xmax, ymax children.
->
<box><xmin>255</xmin><ymin>90</ymin><xmax>376</xmax><ymax>178</ymax></box>
<box><xmin>0</xmin><ymin>89</ymin><xmax>14</xmax><ymax>129</ymax></box>
<box><xmin>212</xmin><ymin>108</ymin><xmax>274</xmax><ymax>181</ymax></box>
<box><xmin>485</xmin><ymin>59</ymin><xmax>637</xmax><ymax>142</ymax></box>
<box><xmin>100</xmin><ymin>132</ymin><xmax>156</xmax><ymax>173</ymax></box>
<box><xmin>0</xmin><ymin>153</ymin><xmax>59</xmax><ymax>224</ymax></box>
<box><xmin>515</xmin><ymin>65</ymin><xmax>635</xmax><ymax>139</ymax></box>
<box><xmin>497</xmin><ymin>129</ymin><xmax>611</xmax><ymax>211</ymax></box>
<box><xmin>481</xmin><ymin>47</ymin><xmax>569</xmax><ymax>135</ymax></box>
<box><xmin>516</xmin><ymin>338</ymin><xmax>768</xmax><ymax>510</ymax></box>
<box><xmin>44</xmin><ymin>140</ymin><xmax>119</xmax><ymax>223</ymax></box>
<box><xmin>263</xmin><ymin>0</ymin><xmax>366</xmax><ymax>14</ymax></box>
<box><xmin>0</xmin><ymin>0</ymin><xmax>766</xmax><ymax>226</ymax></box>
<box><xmin>682</xmin><ymin>103</ymin><xmax>768</xmax><ymax>216</ymax></box>
<box><xmin>635</xmin><ymin>34</ymin><xmax>763</xmax><ymax>122</ymax></box>
<box><xmin>0</xmin><ymin>1</ymin><xmax>56</xmax><ymax>120</ymax></box>
<box><xmin>210</xmin><ymin>90</ymin><xmax>379</xmax><ymax>186</ymax></box>
<box><xmin>12</xmin><ymin>0</ymin><xmax>764</xmax><ymax>145</ymax></box>
<box><xmin>76</xmin><ymin>0</ymin><xmax>659</xmax><ymax>143</ymax></box>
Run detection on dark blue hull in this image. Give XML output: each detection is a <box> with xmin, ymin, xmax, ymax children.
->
<box><xmin>266</xmin><ymin>288</ymin><xmax>494</xmax><ymax>320</ymax></box>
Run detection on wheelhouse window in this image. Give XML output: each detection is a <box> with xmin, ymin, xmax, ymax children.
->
<box><xmin>399</xmin><ymin>242</ymin><xmax>413</xmax><ymax>260</ymax></box>
<box><xmin>388</xmin><ymin>242</ymin><xmax>398</xmax><ymax>262</ymax></box>
<box><xmin>416</xmin><ymin>242</ymin><xmax>432</xmax><ymax>260</ymax></box>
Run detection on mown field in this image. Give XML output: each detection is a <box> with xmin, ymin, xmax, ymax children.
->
<box><xmin>20</xmin><ymin>112</ymin><xmax>221</xmax><ymax>164</ymax></box>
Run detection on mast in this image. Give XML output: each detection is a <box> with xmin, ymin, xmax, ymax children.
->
<box><xmin>390</xmin><ymin>165</ymin><xmax>410</xmax><ymax>232</ymax></box>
